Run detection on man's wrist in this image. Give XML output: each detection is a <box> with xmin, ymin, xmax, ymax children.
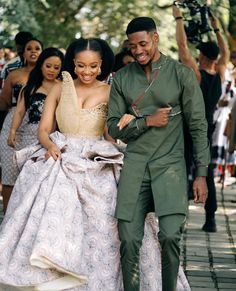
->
<box><xmin>214</xmin><ymin>28</ymin><xmax>220</xmax><ymax>33</ymax></box>
<box><xmin>145</xmin><ymin>115</ymin><xmax>155</xmax><ymax>127</ymax></box>
<box><xmin>175</xmin><ymin>16</ymin><xmax>183</xmax><ymax>21</ymax></box>
<box><xmin>196</xmin><ymin>166</ymin><xmax>208</xmax><ymax>177</ymax></box>
<box><xmin>145</xmin><ymin>116</ymin><xmax>151</xmax><ymax>126</ymax></box>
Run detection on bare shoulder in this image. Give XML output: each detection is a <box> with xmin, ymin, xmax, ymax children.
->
<box><xmin>7</xmin><ymin>67</ymin><xmax>28</xmax><ymax>84</ymax></box>
<box><xmin>98</xmin><ymin>82</ymin><xmax>110</xmax><ymax>102</ymax></box>
<box><xmin>6</xmin><ymin>68</ymin><xmax>21</xmax><ymax>80</ymax></box>
<box><xmin>47</xmin><ymin>81</ymin><xmax>62</xmax><ymax>102</ymax></box>
<box><xmin>51</xmin><ymin>80</ymin><xmax>62</xmax><ymax>90</ymax></box>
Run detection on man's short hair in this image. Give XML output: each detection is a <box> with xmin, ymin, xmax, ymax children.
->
<box><xmin>196</xmin><ymin>41</ymin><xmax>219</xmax><ymax>61</ymax></box>
<box><xmin>14</xmin><ymin>31</ymin><xmax>33</xmax><ymax>46</ymax></box>
<box><xmin>126</xmin><ymin>17</ymin><xmax>156</xmax><ymax>35</ymax></box>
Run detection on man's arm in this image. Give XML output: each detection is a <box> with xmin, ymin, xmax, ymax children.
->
<box><xmin>181</xmin><ymin>68</ymin><xmax>210</xmax><ymax>175</ymax></box>
<box><xmin>107</xmin><ymin>75</ymin><xmax>149</xmax><ymax>142</ymax></box>
<box><xmin>181</xmin><ymin>67</ymin><xmax>210</xmax><ymax>203</ymax></box>
<box><xmin>172</xmin><ymin>5</ymin><xmax>201</xmax><ymax>82</ymax></box>
<box><xmin>107</xmin><ymin>74</ymin><xmax>171</xmax><ymax>143</ymax></box>
<box><xmin>210</xmin><ymin>14</ymin><xmax>229</xmax><ymax>81</ymax></box>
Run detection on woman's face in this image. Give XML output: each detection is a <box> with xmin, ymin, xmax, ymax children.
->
<box><xmin>41</xmin><ymin>56</ymin><xmax>62</xmax><ymax>81</ymax></box>
<box><xmin>74</xmin><ymin>50</ymin><xmax>102</xmax><ymax>84</ymax></box>
<box><xmin>23</xmin><ymin>40</ymin><xmax>42</xmax><ymax>64</ymax></box>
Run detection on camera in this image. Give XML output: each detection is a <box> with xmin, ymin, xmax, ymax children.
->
<box><xmin>174</xmin><ymin>0</ymin><xmax>212</xmax><ymax>43</ymax></box>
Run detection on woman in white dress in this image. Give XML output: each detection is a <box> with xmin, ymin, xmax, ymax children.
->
<box><xmin>0</xmin><ymin>38</ymin><xmax>191</xmax><ymax>291</ymax></box>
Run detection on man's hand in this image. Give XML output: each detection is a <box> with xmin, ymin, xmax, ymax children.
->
<box><xmin>172</xmin><ymin>4</ymin><xmax>183</xmax><ymax>19</ymax></box>
<box><xmin>193</xmin><ymin>176</ymin><xmax>208</xmax><ymax>204</ymax></box>
<box><xmin>209</xmin><ymin>13</ymin><xmax>219</xmax><ymax>30</ymax></box>
<box><xmin>146</xmin><ymin>107</ymin><xmax>172</xmax><ymax>127</ymax></box>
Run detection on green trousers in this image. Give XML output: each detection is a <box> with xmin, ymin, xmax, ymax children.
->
<box><xmin>118</xmin><ymin>167</ymin><xmax>186</xmax><ymax>291</ymax></box>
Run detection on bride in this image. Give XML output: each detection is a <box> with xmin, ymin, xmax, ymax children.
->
<box><xmin>0</xmin><ymin>38</ymin><xmax>191</xmax><ymax>291</ymax></box>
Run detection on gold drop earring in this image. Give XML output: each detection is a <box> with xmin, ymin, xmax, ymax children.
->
<box><xmin>98</xmin><ymin>67</ymin><xmax>101</xmax><ymax>75</ymax></box>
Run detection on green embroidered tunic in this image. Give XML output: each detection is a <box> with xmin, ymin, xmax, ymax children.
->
<box><xmin>107</xmin><ymin>53</ymin><xmax>210</xmax><ymax>221</ymax></box>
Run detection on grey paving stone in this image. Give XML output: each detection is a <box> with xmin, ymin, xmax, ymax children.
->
<box><xmin>213</xmin><ymin>270</ymin><xmax>236</xmax><ymax>278</ymax></box>
<box><xmin>185</xmin><ymin>270</ymin><xmax>212</xmax><ymax>277</ymax></box>
<box><xmin>217</xmin><ymin>283</ymin><xmax>236</xmax><ymax>289</ymax></box>
<box><xmin>185</xmin><ymin>256</ymin><xmax>210</xmax><ymax>262</ymax></box>
<box><xmin>187</xmin><ymin>276</ymin><xmax>213</xmax><ymax>282</ymax></box>
<box><xmin>188</xmin><ymin>281</ymin><xmax>215</xmax><ymax>288</ymax></box>
<box><xmin>191</xmin><ymin>288</ymin><xmax>217</xmax><ymax>291</ymax></box>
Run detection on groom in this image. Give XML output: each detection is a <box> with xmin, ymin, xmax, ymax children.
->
<box><xmin>107</xmin><ymin>17</ymin><xmax>209</xmax><ymax>291</ymax></box>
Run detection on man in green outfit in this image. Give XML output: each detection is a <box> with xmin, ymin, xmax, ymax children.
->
<box><xmin>107</xmin><ymin>17</ymin><xmax>209</xmax><ymax>291</ymax></box>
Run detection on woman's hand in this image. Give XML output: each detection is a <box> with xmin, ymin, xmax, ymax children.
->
<box><xmin>117</xmin><ymin>114</ymin><xmax>135</xmax><ymax>130</ymax></box>
<box><xmin>7</xmin><ymin>130</ymin><xmax>16</xmax><ymax>148</ymax></box>
<box><xmin>45</xmin><ymin>144</ymin><xmax>61</xmax><ymax>160</ymax></box>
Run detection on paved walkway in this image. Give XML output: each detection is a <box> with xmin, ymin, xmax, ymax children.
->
<box><xmin>0</xmin><ymin>179</ymin><xmax>235</xmax><ymax>290</ymax></box>
<box><xmin>181</xmin><ymin>179</ymin><xmax>236</xmax><ymax>291</ymax></box>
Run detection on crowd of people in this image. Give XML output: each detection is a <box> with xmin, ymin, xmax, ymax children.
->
<box><xmin>0</xmin><ymin>6</ymin><xmax>235</xmax><ymax>291</ymax></box>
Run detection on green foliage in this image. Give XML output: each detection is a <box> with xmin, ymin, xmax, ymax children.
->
<box><xmin>0</xmin><ymin>0</ymin><xmax>231</xmax><ymax>55</ymax></box>
<box><xmin>229</xmin><ymin>0</ymin><xmax>236</xmax><ymax>37</ymax></box>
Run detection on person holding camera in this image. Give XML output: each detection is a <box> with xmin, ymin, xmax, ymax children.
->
<box><xmin>173</xmin><ymin>4</ymin><xmax>229</xmax><ymax>232</ymax></box>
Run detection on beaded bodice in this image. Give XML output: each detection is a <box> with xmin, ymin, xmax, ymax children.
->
<box><xmin>56</xmin><ymin>71</ymin><xmax>108</xmax><ymax>137</ymax></box>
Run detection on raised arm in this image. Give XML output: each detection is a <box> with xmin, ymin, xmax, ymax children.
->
<box><xmin>38</xmin><ymin>82</ymin><xmax>61</xmax><ymax>160</ymax></box>
<box><xmin>7</xmin><ymin>91</ymin><xmax>26</xmax><ymax>148</ymax></box>
<box><xmin>210</xmin><ymin>14</ymin><xmax>229</xmax><ymax>81</ymax></box>
<box><xmin>172</xmin><ymin>5</ymin><xmax>201</xmax><ymax>82</ymax></box>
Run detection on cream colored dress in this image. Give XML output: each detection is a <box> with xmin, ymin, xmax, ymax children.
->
<box><xmin>0</xmin><ymin>72</ymin><xmax>191</xmax><ymax>291</ymax></box>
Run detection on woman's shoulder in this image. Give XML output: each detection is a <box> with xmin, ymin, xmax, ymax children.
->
<box><xmin>6</xmin><ymin>67</ymin><xmax>22</xmax><ymax>80</ymax></box>
<box><xmin>51</xmin><ymin>80</ymin><xmax>62</xmax><ymax>90</ymax></box>
<box><xmin>97</xmin><ymin>81</ymin><xmax>110</xmax><ymax>102</ymax></box>
<box><xmin>45</xmin><ymin>81</ymin><xmax>63</xmax><ymax>102</ymax></box>
<box><xmin>36</xmin><ymin>80</ymin><xmax>61</xmax><ymax>97</ymax></box>
<box><xmin>7</xmin><ymin>67</ymin><xmax>29</xmax><ymax>83</ymax></box>
<box><xmin>98</xmin><ymin>81</ymin><xmax>110</xmax><ymax>94</ymax></box>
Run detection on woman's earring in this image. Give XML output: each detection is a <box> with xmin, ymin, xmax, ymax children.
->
<box><xmin>98</xmin><ymin>67</ymin><xmax>101</xmax><ymax>75</ymax></box>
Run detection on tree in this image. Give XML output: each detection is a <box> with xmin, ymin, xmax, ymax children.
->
<box><xmin>228</xmin><ymin>0</ymin><xmax>236</xmax><ymax>51</ymax></box>
<box><xmin>0</xmin><ymin>0</ymin><xmax>232</xmax><ymax>55</ymax></box>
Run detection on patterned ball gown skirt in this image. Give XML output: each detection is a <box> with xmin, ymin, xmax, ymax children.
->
<box><xmin>0</xmin><ymin>131</ymin><xmax>191</xmax><ymax>291</ymax></box>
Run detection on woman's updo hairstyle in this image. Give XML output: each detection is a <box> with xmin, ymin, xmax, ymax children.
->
<box><xmin>63</xmin><ymin>38</ymin><xmax>114</xmax><ymax>81</ymax></box>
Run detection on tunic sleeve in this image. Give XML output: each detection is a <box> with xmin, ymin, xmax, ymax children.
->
<box><xmin>107</xmin><ymin>74</ymin><xmax>149</xmax><ymax>142</ymax></box>
<box><xmin>181</xmin><ymin>67</ymin><xmax>210</xmax><ymax>176</ymax></box>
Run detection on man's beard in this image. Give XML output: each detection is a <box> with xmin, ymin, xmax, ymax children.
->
<box><xmin>140</xmin><ymin>58</ymin><xmax>152</xmax><ymax>68</ymax></box>
<box><xmin>138</xmin><ymin>48</ymin><xmax>157</xmax><ymax>68</ymax></box>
